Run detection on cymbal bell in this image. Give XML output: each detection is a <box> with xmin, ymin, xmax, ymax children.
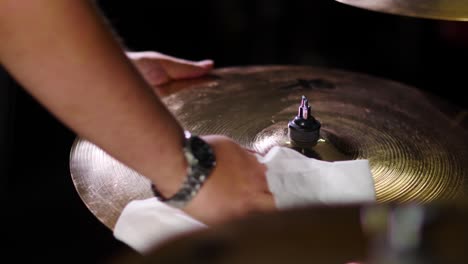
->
<box><xmin>335</xmin><ymin>0</ymin><xmax>468</xmax><ymax>21</ymax></box>
<box><xmin>70</xmin><ymin>66</ymin><xmax>468</xmax><ymax>229</ymax></box>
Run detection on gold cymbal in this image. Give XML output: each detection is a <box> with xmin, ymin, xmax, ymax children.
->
<box><xmin>70</xmin><ymin>66</ymin><xmax>468</xmax><ymax>229</ymax></box>
<box><xmin>117</xmin><ymin>205</ymin><xmax>367</xmax><ymax>263</ymax></box>
<box><xmin>112</xmin><ymin>204</ymin><xmax>468</xmax><ymax>264</ymax></box>
<box><xmin>111</xmin><ymin>204</ymin><xmax>468</xmax><ymax>264</ymax></box>
<box><xmin>335</xmin><ymin>0</ymin><xmax>468</xmax><ymax>21</ymax></box>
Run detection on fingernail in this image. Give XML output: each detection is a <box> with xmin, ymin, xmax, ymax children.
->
<box><xmin>197</xmin><ymin>59</ymin><xmax>214</xmax><ymax>67</ymax></box>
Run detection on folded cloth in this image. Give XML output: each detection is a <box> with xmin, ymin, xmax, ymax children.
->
<box><xmin>260</xmin><ymin>146</ymin><xmax>376</xmax><ymax>209</ymax></box>
<box><xmin>114</xmin><ymin>146</ymin><xmax>375</xmax><ymax>253</ymax></box>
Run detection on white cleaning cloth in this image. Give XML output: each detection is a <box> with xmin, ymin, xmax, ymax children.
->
<box><xmin>114</xmin><ymin>146</ymin><xmax>375</xmax><ymax>253</ymax></box>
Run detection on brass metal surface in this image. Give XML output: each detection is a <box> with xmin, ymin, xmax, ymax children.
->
<box><xmin>114</xmin><ymin>205</ymin><xmax>468</xmax><ymax>263</ymax></box>
<box><xmin>141</xmin><ymin>206</ymin><xmax>367</xmax><ymax>263</ymax></box>
<box><xmin>70</xmin><ymin>66</ymin><xmax>468</xmax><ymax>230</ymax></box>
<box><xmin>335</xmin><ymin>0</ymin><xmax>468</xmax><ymax>21</ymax></box>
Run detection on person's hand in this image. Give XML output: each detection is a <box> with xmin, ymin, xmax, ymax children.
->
<box><xmin>182</xmin><ymin>135</ymin><xmax>276</xmax><ymax>225</ymax></box>
<box><xmin>126</xmin><ymin>51</ymin><xmax>213</xmax><ymax>91</ymax></box>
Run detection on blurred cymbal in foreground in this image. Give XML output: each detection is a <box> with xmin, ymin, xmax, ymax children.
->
<box><xmin>113</xmin><ymin>205</ymin><xmax>368</xmax><ymax>264</ymax></box>
<box><xmin>335</xmin><ymin>0</ymin><xmax>468</xmax><ymax>21</ymax></box>
<box><xmin>70</xmin><ymin>66</ymin><xmax>468</xmax><ymax>229</ymax></box>
<box><xmin>111</xmin><ymin>204</ymin><xmax>468</xmax><ymax>264</ymax></box>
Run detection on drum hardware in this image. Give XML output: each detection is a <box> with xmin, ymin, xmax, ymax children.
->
<box><xmin>288</xmin><ymin>95</ymin><xmax>321</xmax><ymax>148</ymax></box>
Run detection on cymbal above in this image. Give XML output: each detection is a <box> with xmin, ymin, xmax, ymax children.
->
<box><xmin>335</xmin><ymin>0</ymin><xmax>468</xmax><ymax>21</ymax></box>
<box><xmin>70</xmin><ymin>66</ymin><xmax>468</xmax><ymax>229</ymax></box>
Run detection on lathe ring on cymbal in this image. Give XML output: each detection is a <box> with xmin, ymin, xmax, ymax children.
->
<box><xmin>70</xmin><ymin>66</ymin><xmax>468</xmax><ymax>229</ymax></box>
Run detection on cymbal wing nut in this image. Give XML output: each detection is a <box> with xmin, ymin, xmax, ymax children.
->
<box><xmin>288</xmin><ymin>117</ymin><xmax>321</xmax><ymax>147</ymax></box>
<box><xmin>288</xmin><ymin>95</ymin><xmax>321</xmax><ymax>147</ymax></box>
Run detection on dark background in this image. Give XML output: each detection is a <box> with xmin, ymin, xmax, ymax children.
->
<box><xmin>7</xmin><ymin>0</ymin><xmax>468</xmax><ymax>262</ymax></box>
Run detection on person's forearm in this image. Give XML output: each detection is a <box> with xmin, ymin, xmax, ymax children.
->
<box><xmin>0</xmin><ymin>0</ymin><xmax>186</xmax><ymax>194</ymax></box>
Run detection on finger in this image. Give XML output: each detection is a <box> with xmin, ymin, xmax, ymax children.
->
<box><xmin>159</xmin><ymin>58</ymin><xmax>214</xmax><ymax>80</ymax></box>
<box><xmin>135</xmin><ymin>59</ymin><xmax>171</xmax><ymax>86</ymax></box>
<box><xmin>253</xmin><ymin>192</ymin><xmax>277</xmax><ymax>212</ymax></box>
<box><xmin>244</xmin><ymin>147</ymin><xmax>262</xmax><ymax>155</ymax></box>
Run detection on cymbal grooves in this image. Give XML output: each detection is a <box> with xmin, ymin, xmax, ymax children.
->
<box><xmin>71</xmin><ymin>139</ymin><xmax>153</xmax><ymax>229</ymax></box>
<box><xmin>70</xmin><ymin>66</ymin><xmax>467</xmax><ymax>229</ymax></box>
<box><xmin>163</xmin><ymin>66</ymin><xmax>467</xmax><ymax>203</ymax></box>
